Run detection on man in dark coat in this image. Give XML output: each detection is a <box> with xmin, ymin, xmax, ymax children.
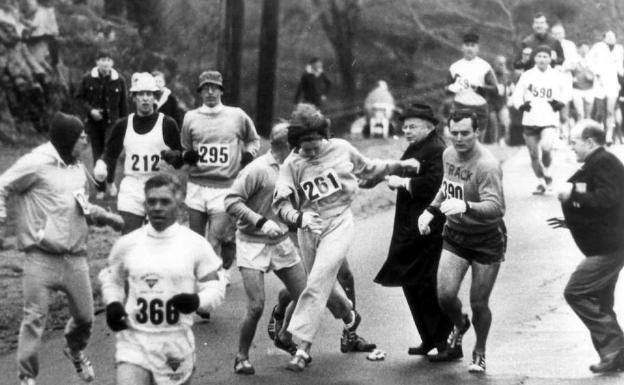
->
<box><xmin>294</xmin><ymin>58</ymin><xmax>331</xmax><ymax>109</ymax></box>
<box><xmin>549</xmin><ymin>120</ymin><xmax>624</xmax><ymax>373</ymax></box>
<box><xmin>514</xmin><ymin>12</ymin><xmax>564</xmax><ymax>70</ymax></box>
<box><xmin>374</xmin><ymin>104</ymin><xmax>453</xmax><ymax>356</ymax></box>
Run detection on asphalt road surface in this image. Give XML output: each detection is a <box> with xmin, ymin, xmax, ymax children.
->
<box><xmin>1</xmin><ymin>144</ymin><xmax>624</xmax><ymax>385</ymax></box>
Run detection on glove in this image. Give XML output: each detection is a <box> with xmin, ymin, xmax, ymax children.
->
<box><xmin>260</xmin><ymin>219</ymin><xmax>285</xmax><ymax>238</ymax></box>
<box><xmin>105</xmin><ymin>302</ymin><xmax>128</xmax><ymax>332</ymax></box>
<box><xmin>440</xmin><ymin>198</ymin><xmax>467</xmax><ymax>216</ymax></box>
<box><xmin>546</xmin><ymin>217</ymin><xmax>567</xmax><ymax>229</ymax></box>
<box><xmin>161</xmin><ymin>150</ymin><xmax>184</xmax><ymax>169</ymax></box>
<box><xmin>548</xmin><ymin>99</ymin><xmax>565</xmax><ymax>112</ymax></box>
<box><xmin>241</xmin><ymin>151</ymin><xmax>254</xmax><ymax>168</ymax></box>
<box><xmin>385</xmin><ymin>175</ymin><xmax>409</xmax><ymax>190</ymax></box>
<box><xmin>518</xmin><ymin>101</ymin><xmax>531</xmax><ymax>113</ymax></box>
<box><xmin>182</xmin><ymin>150</ymin><xmax>200</xmax><ymax>165</ymax></box>
<box><xmin>93</xmin><ymin>159</ymin><xmax>108</xmax><ymax>182</ymax></box>
<box><xmin>170</xmin><ymin>293</ymin><xmax>200</xmax><ymax>314</ymax></box>
<box><xmin>417</xmin><ymin>210</ymin><xmax>434</xmax><ymax>235</ymax></box>
<box><xmin>89</xmin><ymin>205</ymin><xmax>125</xmax><ymax>232</ymax></box>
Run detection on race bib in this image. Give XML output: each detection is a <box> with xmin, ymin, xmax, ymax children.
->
<box><xmin>300</xmin><ymin>169</ymin><xmax>342</xmax><ymax>202</ymax></box>
<box><xmin>527</xmin><ymin>84</ymin><xmax>553</xmax><ymax>99</ymax></box>
<box><xmin>441</xmin><ymin>178</ymin><xmax>464</xmax><ymax>200</ymax></box>
<box><xmin>198</xmin><ymin>144</ymin><xmax>230</xmax><ymax>166</ymax></box>
<box><xmin>134</xmin><ymin>295</ymin><xmax>181</xmax><ymax>326</ymax></box>
<box><xmin>73</xmin><ymin>188</ymin><xmax>90</xmax><ymax>215</ymax></box>
<box><xmin>129</xmin><ymin>153</ymin><xmax>161</xmax><ymax>173</ymax></box>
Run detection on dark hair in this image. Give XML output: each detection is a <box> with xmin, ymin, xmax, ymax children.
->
<box><xmin>308</xmin><ymin>57</ymin><xmax>321</xmax><ymax>64</ymax></box>
<box><xmin>582</xmin><ymin>125</ymin><xmax>606</xmax><ymax>145</ymax></box>
<box><xmin>533</xmin><ymin>12</ymin><xmax>547</xmax><ymax>21</ymax></box>
<box><xmin>448</xmin><ymin>109</ymin><xmax>479</xmax><ymax>131</ymax></box>
<box><xmin>144</xmin><ymin>174</ymin><xmax>184</xmax><ymax>199</ymax></box>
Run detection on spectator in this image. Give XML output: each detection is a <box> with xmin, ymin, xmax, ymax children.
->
<box><xmin>152</xmin><ymin>70</ymin><xmax>184</xmax><ymax>127</ymax></box>
<box><xmin>514</xmin><ymin>12</ymin><xmax>564</xmax><ymax>69</ymax></box>
<box><xmin>363</xmin><ymin>80</ymin><xmax>395</xmax><ymax>138</ymax></box>
<box><xmin>76</xmin><ymin>49</ymin><xmax>128</xmax><ymax>198</ymax></box>
<box><xmin>294</xmin><ymin>58</ymin><xmax>331</xmax><ymax>109</ymax></box>
<box><xmin>489</xmin><ymin>56</ymin><xmax>512</xmax><ymax>145</ymax></box>
<box><xmin>22</xmin><ymin>0</ymin><xmax>59</xmax><ymax>66</ymax></box>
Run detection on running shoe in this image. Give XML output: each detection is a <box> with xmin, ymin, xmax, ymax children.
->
<box><xmin>234</xmin><ymin>357</ymin><xmax>255</xmax><ymax>375</ymax></box>
<box><xmin>544</xmin><ymin>176</ymin><xmax>553</xmax><ymax>192</ymax></box>
<box><xmin>196</xmin><ymin>310</ymin><xmax>211</xmax><ymax>320</ymax></box>
<box><xmin>340</xmin><ymin>311</ymin><xmax>362</xmax><ymax>353</ymax></box>
<box><xmin>429</xmin><ymin>314</ymin><xmax>470</xmax><ymax>362</ymax></box>
<box><xmin>274</xmin><ymin>336</ymin><xmax>298</xmax><ymax>356</ymax></box>
<box><xmin>286</xmin><ymin>350</ymin><xmax>311</xmax><ymax>372</ymax></box>
<box><xmin>468</xmin><ymin>350</ymin><xmax>486</xmax><ymax>373</ymax></box>
<box><xmin>267</xmin><ymin>305</ymin><xmax>284</xmax><ymax>340</ymax></box>
<box><xmin>19</xmin><ymin>377</ymin><xmax>36</xmax><ymax>385</ymax></box>
<box><xmin>63</xmin><ymin>347</ymin><xmax>95</xmax><ymax>382</ymax></box>
<box><xmin>532</xmin><ymin>183</ymin><xmax>546</xmax><ymax>195</ymax></box>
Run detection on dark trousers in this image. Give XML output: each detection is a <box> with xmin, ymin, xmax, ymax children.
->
<box><xmin>87</xmin><ymin>121</ymin><xmax>116</xmax><ymax>191</ymax></box>
<box><xmin>564</xmin><ymin>252</ymin><xmax>624</xmax><ymax>358</ymax></box>
<box><xmin>402</xmin><ymin>282</ymin><xmax>453</xmax><ymax>347</ymax></box>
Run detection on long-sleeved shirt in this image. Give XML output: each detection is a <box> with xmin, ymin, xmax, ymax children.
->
<box><xmin>431</xmin><ymin>142</ymin><xmax>505</xmax><ymax>234</ymax></box>
<box><xmin>447</xmin><ymin>56</ymin><xmax>498</xmax><ymax>106</ymax></box>
<box><xmin>99</xmin><ymin>223</ymin><xmax>225</xmax><ymax>335</ymax></box>
<box><xmin>273</xmin><ymin>138</ymin><xmax>402</xmax><ymax>224</ymax></box>
<box><xmin>181</xmin><ymin>104</ymin><xmax>260</xmax><ymax>188</ymax></box>
<box><xmin>588</xmin><ymin>41</ymin><xmax>624</xmax><ymax>88</ymax></box>
<box><xmin>512</xmin><ymin>66</ymin><xmax>571</xmax><ymax>127</ymax></box>
<box><xmin>224</xmin><ymin>151</ymin><xmax>288</xmax><ymax>244</ymax></box>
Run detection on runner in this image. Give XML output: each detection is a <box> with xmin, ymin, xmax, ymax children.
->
<box><xmin>418</xmin><ymin>109</ymin><xmax>506</xmax><ymax>373</ymax></box>
<box><xmin>93</xmin><ymin>72</ymin><xmax>184</xmax><ymax>234</ymax></box>
<box><xmin>571</xmin><ymin>42</ymin><xmax>595</xmax><ymax>121</ymax></box>
<box><xmin>180</xmin><ymin>70</ymin><xmax>260</xmax><ymax>285</ymax></box>
<box><xmin>224</xmin><ymin>123</ymin><xmax>308</xmax><ymax>374</ymax></box>
<box><xmin>99</xmin><ymin>174</ymin><xmax>225</xmax><ymax>385</ymax></box>
<box><xmin>514</xmin><ymin>12</ymin><xmax>564</xmax><ymax>69</ymax></box>
<box><xmin>272</xmin><ymin>103</ymin><xmax>420</xmax><ymax>371</ymax></box>
<box><xmin>512</xmin><ymin>45</ymin><xmax>571</xmax><ymax>194</ymax></box>
<box><xmin>551</xmin><ymin>23</ymin><xmax>576</xmax><ymax>140</ymax></box>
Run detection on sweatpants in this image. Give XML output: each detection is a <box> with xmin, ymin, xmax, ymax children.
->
<box><xmin>564</xmin><ymin>252</ymin><xmax>624</xmax><ymax>359</ymax></box>
<box><xmin>17</xmin><ymin>250</ymin><xmax>94</xmax><ymax>379</ymax></box>
<box><xmin>287</xmin><ymin>210</ymin><xmax>354</xmax><ymax>342</ymax></box>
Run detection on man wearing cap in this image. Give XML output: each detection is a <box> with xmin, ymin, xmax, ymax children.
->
<box><xmin>447</xmin><ymin>33</ymin><xmax>499</xmax><ymax>142</ymax></box>
<box><xmin>177</xmin><ymin>70</ymin><xmax>260</xmax><ymax>282</ymax></box>
<box><xmin>93</xmin><ymin>72</ymin><xmax>184</xmax><ymax>234</ymax></box>
<box><xmin>0</xmin><ymin>112</ymin><xmax>124</xmax><ymax>385</ymax></box>
<box><xmin>374</xmin><ymin>104</ymin><xmax>453</xmax><ymax>357</ymax></box>
<box><xmin>514</xmin><ymin>12</ymin><xmax>564</xmax><ymax>70</ymax></box>
<box><xmin>76</xmin><ymin>50</ymin><xmax>128</xmax><ymax>199</ymax></box>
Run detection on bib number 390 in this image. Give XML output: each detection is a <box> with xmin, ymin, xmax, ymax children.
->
<box><xmin>442</xmin><ymin>178</ymin><xmax>464</xmax><ymax>200</ymax></box>
<box><xmin>198</xmin><ymin>144</ymin><xmax>229</xmax><ymax>166</ymax></box>
<box><xmin>300</xmin><ymin>169</ymin><xmax>341</xmax><ymax>202</ymax></box>
<box><xmin>135</xmin><ymin>297</ymin><xmax>180</xmax><ymax>325</ymax></box>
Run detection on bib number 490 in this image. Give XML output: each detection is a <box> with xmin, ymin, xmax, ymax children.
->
<box><xmin>135</xmin><ymin>297</ymin><xmax>180</xmax><ymax>325</ymax></box>
<box><xmin>300</xmin><ymin>170</ymin><xmax>341</xmax><ymax>202</ymax></box>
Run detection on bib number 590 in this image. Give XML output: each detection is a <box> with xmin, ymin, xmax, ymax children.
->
<box><xmin>135</xmin><ymin>297</ymin><xmax>180</xmax><ymax>325</ymax></box>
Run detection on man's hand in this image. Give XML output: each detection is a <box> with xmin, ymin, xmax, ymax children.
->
<box><xmin>417</xmin><ymin>210</ymin><xmax>434</xmax><ymax>235</ymax></box>
<box><xmin>440</xmin><ymin>198</ymin><xmax>467</xmax><ymax>216</ymax></box>
<box><xmin>548</xmin><ymin>99</ymin><xmax>566</xmax><ymax>112</ymax></box>
<box><xmin>260</xmin><ymin>220</ymin><xmax>285</xmax><ymax>238</ymax></box>
<box><xmin>519</xmin><ymin>101</ymin><xmax>532</xmax><ymax>113</ymax></box>
<box><xmin>301</xmin><ymin>212</ymin><xmax>323</xmax><ymax>234</ymax></box>
<box><xmin>161</xmin><ymin>150</ymin><xmax>184</xmax><ymax>169</ymax></box>
<box><xmin>385</xmin><ymin>175</ymin><xmax>409</xmax><ymax>190</ymax></box>
<box><xmin>400</xmin><ymin>158</ymin><xmax>421</xmax><ymax>174</ymax></box>
<box><xmin>556</xmin><ymin>182</ymin><xmax>573</xmax><ymax>202</ymax></box>
<box><xmin>183</xmin><ymin>150</ymin><xmax>200</xmax><ymax>165</ymax></box>
<box><xmin>90</xmin><ymin>109</ymin><xmax>103</xmax><ymax>121</ymax></box>
<box><xmin>89</xmin><ymin>205</ymin><xmax>125</xmax><ymax>232</ymax></box>
<box><xmin>93</xmin><ymin>159</ymin><xmax>108</xmax><ymax>182</ymax></box>
<box><xmin>170</xmin><ymin>293</ymin><xmax>200</xmax><ymax>314</ymax></box>
<box><xmin>105</xmin><ymin>302</ymin><xmax>128</xmax><ymax>332</ymax></box>
<box><xmin>546</xmin><ymin>217</ymin><xmax>568</xmax><ymax>229</ymax></box>
<box><xmin>358</xmin><ymin>177</ymin><xmax>383</xmax><ymax>189</ymax></box>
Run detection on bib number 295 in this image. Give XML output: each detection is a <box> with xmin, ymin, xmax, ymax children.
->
<box><xmin>135</xmin><ymin>297</ymin><xmax>179</xmax><ymax>325</ymax></box>
<box><xmin>300</xmin><ymin>170</ymin><xmax>341</xmax><ymax>202</ymax></box>
<box><xmin>198</xmin><ymin>144</ymin><xmax>229</xmax><ymax>166</ymax></box>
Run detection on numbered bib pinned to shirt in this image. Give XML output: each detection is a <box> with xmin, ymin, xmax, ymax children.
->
<box><xmin>442</xmin><ymin>178</ymin><xmax>464</xmax><ymax>200</ymax></box>
<box><xmin>300</xmin><ymin>169</ymin><xmax>342</xmax><ymax>202</ymax></box>
<box><xmin>197</xmin><ymin>144</ymin><xmax>230</xmax><ymax>167</ymax></box>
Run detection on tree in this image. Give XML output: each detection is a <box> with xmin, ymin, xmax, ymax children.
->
<box><xmin>217</xmin><ymin>0</ymin><xmax>245</xmax><ymax>105</ymax></box>
<box><xmin>256</xmin><ymin>0</ymin><xmax>280</xmax><ymax>137</ymax></box>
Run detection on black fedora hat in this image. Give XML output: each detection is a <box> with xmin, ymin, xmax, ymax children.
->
<box><xmin>399</xmin><ymin>103</ymin><xmax>439</xmax><ymax>125</ymax></box>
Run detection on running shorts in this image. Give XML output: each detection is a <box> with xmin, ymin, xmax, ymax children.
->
<box><xmin>522</xmin><ymin>125</ymin><xmax>556</xmax><ymax>137</ymax></box>
<box><xmin>442</xmin><ymin>222</ymin><xmax>507</xmax><ymax>265</ymax></box>
<box><xmin>236</xmin><ymin>236</ymin><xmax>300</xmax><ymax>273</ymax></box>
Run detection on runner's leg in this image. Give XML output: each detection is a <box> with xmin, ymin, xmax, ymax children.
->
<box><xmin>523</xmin><ymin>133</ymin><xmax>544</xmax><ymax>179</ymax></box>
<box><xmin>437</xmin><ymin>250</ymin><xmax>470</xmax><ymax>327</ymax></box>
<box><xmin>469</xmin><ymin>261</ymin><xmax>501</xmax><ymax>353</ymax></box>
<box><xmin>116</xmin><ymin>362</ymin><xmax>152</xmax><ymax>385</ymax></box>
<box><xmin>238</xmin><ymin>268</ymin><xmax>265</xmax><ymax>359</ymax></box>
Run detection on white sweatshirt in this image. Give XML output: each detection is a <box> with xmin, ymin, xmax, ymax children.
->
<box><xmin>512</xmin><ymin>66</ymin><xmax>571</xmax><ymax>127</ymax></box>
<box><xmin>99</xmin><ymin>223</ymin><xmax>225</xmax><ymax>334</ymax></box>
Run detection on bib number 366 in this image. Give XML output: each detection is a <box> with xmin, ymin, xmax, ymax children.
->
<box><xmin>135</xmin><ymin>297</ymin><xmax>180</xmax><ymax>325</ymax></box>
<box><xmin>300</xmin><ymin>169</ymin><xmax>341</xmax><ymax>202</ymax></box>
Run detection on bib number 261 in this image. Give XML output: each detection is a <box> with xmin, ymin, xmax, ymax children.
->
<box><xmin>135</xmin><ymin>297</ymin><xmax>179</xmax><ymax>325</ymax></box>
<box><xmin>300</xmin><ymin>170</ymin><xmax>341</xmax><ymax>202</ymax></box>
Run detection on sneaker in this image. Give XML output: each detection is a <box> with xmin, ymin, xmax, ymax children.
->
<box><xmin>468</xmin><ymin>350</ymin><xmax>486</xmax><ymax>373</ymax></box>
<box><xmin>267</xmin><ymin>305</ymin><xmax>284</xmax><ymax>340</ymax></box>
<box><xmin>233</xmin><ymin>356</ymin><xmax>255</xmax><ymax>375</ymax></box>
<box><xmin>286</xmin><ymin>350</ymin><xmax>311</xmax><ymax>372</ymax></box>
<box><xmin>544</xmin><ymin>176</ymin><xmax>553</xmax><ymax>192</ymax></box>
<box><xmin>340</xmin><ymin>311</ymin><xmax>362</xmax><ymax>353</ymax></box>
<box><xmin>532</xmin><ymin>183</ymin><xmax>546</xmax><ymax>195</ymax></box>
<box><xmin>196</xmin><ymin>310</ymin><xmax>211</xmax><ymax>320</ymax></box>
<box><xmin>19</xmin><ymin>377</ymin><xmax>36</xmax><ymax>385</ymax></box>
<box><xmin>429</xmin><ymin>314</ymin><xmax>470</xmax><ymax>362</ymax></box>
<box><xmin>63</xmin><ymin>347</ymin><xmax>95</xmax><ymax>382</ymax></box>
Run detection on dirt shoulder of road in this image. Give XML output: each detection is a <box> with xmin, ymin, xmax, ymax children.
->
<box><xmin>0</xmin><ymin>138</ymin><xmax>519</xmax><ymax>355</ymax></box>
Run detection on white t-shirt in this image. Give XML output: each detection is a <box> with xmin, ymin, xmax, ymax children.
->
<box><xmin>123</xmin><ymin>113</ymin><xmax>170</xmax><ymax>179</ymax></box>
<box><xmin>448</xmin><ymin>57</ymin><xmax>493</xmax><ymax>106</ymax></box>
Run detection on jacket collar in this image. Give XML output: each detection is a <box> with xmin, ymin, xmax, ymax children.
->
<box><xmin>584</xmin><ymin>146</ymin><xmax>605</xmax><ymax>164</ymax></box>
<box><xmin>90</xmin><ymin>67</ymin><xmax>119</xmax><ymax>80</ymax></box>
<box><xmin>406</xmin><ymin>129</ymin><xmax>438</xmax><ymax>153</ymax></box>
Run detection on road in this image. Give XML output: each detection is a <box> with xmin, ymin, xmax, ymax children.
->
<box><xmin>1</xmin><ymin>145</ymin><xmax>624</xmax><ymax>385</ymax></box>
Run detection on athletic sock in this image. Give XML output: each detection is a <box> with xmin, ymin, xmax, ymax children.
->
<box><xmin>344</xmin><ymin>310</ymin><xmax>357</xmax><ymax>329</ymax></box>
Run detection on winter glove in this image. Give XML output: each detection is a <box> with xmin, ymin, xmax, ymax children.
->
<box><xmin>417</xmin><ymin>209</ymin><xmax>434</xmax><ymax>235</ymax></box>
<box><xmin>183</xmin><ymin>150</ymin><xmax>200</xmax><ymax>165</ymax></box>
<box><xmin>241</xmin><ymin>151</ymin><xmax>254</xmax><ymax>168</ymax></box>
<box><xmin>548</xmin><ymin>99</ymin><xmax>565</xmax><ymax>112</ymax></box>
<box><xmin>440</xmin><ymin>198</ymin><xmax>467</xmax><ymax>216</ymax></box>
<box><xmin>160</xmin><ymin>150</ymin><xmax>184</xmax><ymax>169</ymax></box>
<box><xmin>546</xmin><ymin>217</ymin><xmax>567</xmax><ymax>229</ymax></box>
<box><xmin>518</xmin><ymin>101</ymin><xmax>532</xmax><ymax>113</ymax></box>
<box><xmin>93</xmin><ymin>159</ymin><xmax>108</xmax><ymax>182</ymax></box>
<box><xmin>170</xmin><ymin>293</ymin><xmax>200</xmax><ymax>314</ymax></box>
<box><xmin>106</xmin><ymin>302</ymin><xmax>128</xmax><ymax>332</ymax></box>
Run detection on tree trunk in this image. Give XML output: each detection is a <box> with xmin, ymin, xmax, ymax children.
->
<box><xmin>256</xmin><ymin>0</ymin><xmax>280</xmax><ymax>137</ymax></box>
<box><xmin>127</xmin><ymin>0</ymin><xmax>163</xmax><ymax>51</ymax></box>
<box><xmin>218</xmin><ymin>0</ymin><xmax>244</xmax><ymax>106</ymax></box>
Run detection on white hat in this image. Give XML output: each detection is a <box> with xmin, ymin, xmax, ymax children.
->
<box><xmin>129</xmin><ymin>72</ymin><xmax>159</xmax><ymax>93</ymax></box>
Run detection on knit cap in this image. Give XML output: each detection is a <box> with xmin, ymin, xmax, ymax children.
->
<box><xmin>49</xmin><ymin>112</ymin><xmax>84</xmax><ymax>164</ymax></box>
